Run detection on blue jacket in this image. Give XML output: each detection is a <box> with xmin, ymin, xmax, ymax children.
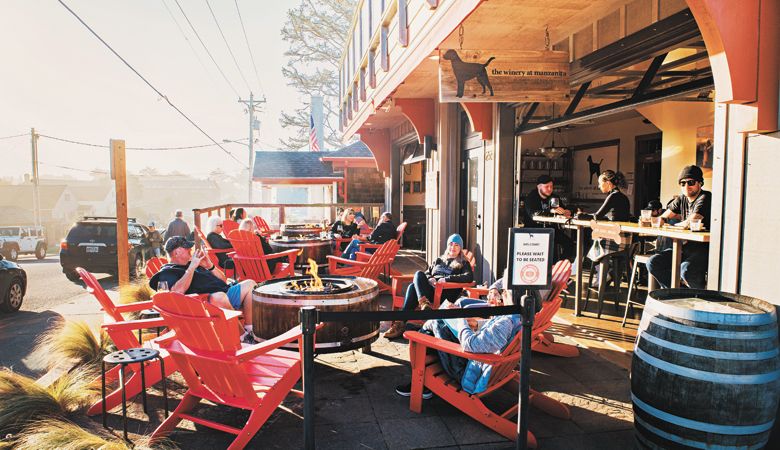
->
<box><xmin>448</xmin><ymin>314</ymin><xmax>522</xmax><ymax>394</ymax></box>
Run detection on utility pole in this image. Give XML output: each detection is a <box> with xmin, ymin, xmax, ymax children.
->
<box><xmin>30</xmin><ymin>128</ymin><xmax>41</xmax><ymax>228</ymax></box>
<box><xmin>238</xmin><ymin>93</ymin><xmax>265</xmax><ymax>203</ymax></box>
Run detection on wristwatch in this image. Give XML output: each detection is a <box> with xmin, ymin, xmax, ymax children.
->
<box><xmin>208</xmin><ymin>264</ymin><xmax>216</xmax><ymax>271</ymax></box>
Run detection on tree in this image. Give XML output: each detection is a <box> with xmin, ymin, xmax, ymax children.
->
<box><xmin>279</xmin><ymin>0</ymin><xmax>355</xmax><ymax>151</ymax></box>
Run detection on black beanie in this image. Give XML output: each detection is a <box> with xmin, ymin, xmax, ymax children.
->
<box><xmin>678</xmin><ymin>165</ymin><xmax>703</xmax><ymax>183</ymax></box>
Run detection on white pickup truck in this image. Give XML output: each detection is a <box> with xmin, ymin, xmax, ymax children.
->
<box><xmin>0</xmin><ymin>226</ymin><xmax>47</xmax><ymax>261</ymax></box>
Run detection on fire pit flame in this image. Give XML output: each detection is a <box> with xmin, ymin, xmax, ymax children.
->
<box><xmin>305</xmin><ymin>258</ymin><xmax>324</xmax><ymax>291</ymax></box>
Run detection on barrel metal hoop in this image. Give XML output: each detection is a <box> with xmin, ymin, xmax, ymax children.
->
<box><xmin>634</xmin><ymin>415</ymin><xmax>768</xmax><ymax>450</ymax></box>
<box><xmin>255</xmin><ymin>293</ymin><xmax>375</xmax><ymax>306</ymax></box>
<box><xmin>634</xmin><ymin>346</ymin><xmax>780</xmax><ymax>384</ymax></box>
<box><xmin>633</xmin><ymin>393</ymin><xmax>776</xmax><ymax>435</ymax></box>
<box><xmin>645</xmin><ymin>299</ymin><xmax>776</xmax><ymax>326</ymax></box>
<box><xmin>643</xmin><ymin>316</ymin><xmax>779</xmax><ymax>340</ymax></box>
<box><xmin>639</xmin><ymin>332</ymin><xmax>780</xmax><ymax>361</ymax></box>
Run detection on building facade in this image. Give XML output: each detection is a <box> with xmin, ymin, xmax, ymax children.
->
<box><xmin>338</xmin><ymin>0</ymin><xmax>778</xmax><ymax>297</ymax></box>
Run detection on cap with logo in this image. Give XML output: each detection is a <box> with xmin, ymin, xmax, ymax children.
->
<box><xmin>165</xmin><ymin>236</ymin><xmax>194</xmax><ymax>254</ymax></box>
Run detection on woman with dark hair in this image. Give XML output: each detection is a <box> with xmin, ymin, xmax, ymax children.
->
<box><xmin>592</xmin><ymin>170</ymin><xmax>631</xmax><ymax>221</ymax></box>
<box><xmin>231</xmin><ymin>208</ymin><xmax>247</xmax><ymax>222</ymax></box>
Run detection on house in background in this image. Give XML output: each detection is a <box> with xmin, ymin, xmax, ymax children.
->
<box><xmin>0</xmin><ymin>184</ymin><xmax>79</xmax><ymax>244</ymax></box>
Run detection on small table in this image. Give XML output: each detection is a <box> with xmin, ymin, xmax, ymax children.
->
<box><xmin>102</xmin><ymin>348</ymin><xmax>168</xmax><ymax>441</ymax></box>
<box><xmin>533</xmin><ymin>215</ymin><xmax>710</xmax><ymax>315</ymax></box>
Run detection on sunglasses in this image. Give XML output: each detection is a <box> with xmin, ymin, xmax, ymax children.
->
<box><xmin>679</xmin><ymin>179</ymin><xmax>698</xmax><ymax>187</ymax></box>
<box><xmin>216</xmin><ymin>223</ymin><xmax>223</xmax><ymax>227</ymax></box>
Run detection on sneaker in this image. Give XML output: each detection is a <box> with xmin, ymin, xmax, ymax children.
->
<box><xmin>395</xmin><ymin>382</ymin><xmax>433</xmax><ymax>400</ymax></box>
<box><xmin>383</xmin><ymin>321</ymin><xmax>406</xmax><ymax>340</ymax></box>
<box><xmin>241</xmin><ymin>331</ymin><xmax>258</xmax><ymax>344</ymax></box>
<box><xmin>418</xmin><ymin>297</ymin><xmax>433</xmax><ymax>311</ymax></box>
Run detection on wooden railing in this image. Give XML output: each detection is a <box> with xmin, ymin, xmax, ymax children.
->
<box><xmin>192</xmin><ymin>203</ymin><xmax>385</xmax><ymax>230</ymax></box>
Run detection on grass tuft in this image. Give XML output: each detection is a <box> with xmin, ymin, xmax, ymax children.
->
<box><xmin>28</xmin><ymin>320</ymin><xmax>111</xmax><ymax>371</ymax></box>
<box><xmin>11</xmin><ymin>418</ymin><xmax>175</xmax><ymax>450</ymax></box>
<box><xmin>0</xmin><ymin>368</ymin><xmax>99</xmax><ymax>435</ymax></box>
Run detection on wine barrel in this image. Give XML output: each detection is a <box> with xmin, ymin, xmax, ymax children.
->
<box><xmin>252</xmin><ymin>276</ymin><xmax>379</xmax><ymax>353</ymax></box>
<box><xmin>632</xmin><ymin>289</ymin><xmax>780</xmax><ymax>449</ymax></box>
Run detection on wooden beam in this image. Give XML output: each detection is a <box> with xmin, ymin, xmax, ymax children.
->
<box><xmin>111</xmin><ymin>139</ymin><xmax>129</xmax><ymax>286</ymax></box>
<box><xmin>461</xmin><ymin>102</ymin><xmax>493</xmax><ymax>141</ymax></box>
<box><xmin>632</xmin><ymin>53</ymin><xmax>666</xmax><ymax>98</ymax></box>
<box><xmin>398</xmin><ymin>0</ymin><xmax>409</xmax><ymax>47</ymax></box>
<box><xmin>395</xmin><ymin>98</ymin><xmax>436</xmax><ymax>144</ymax></box>
<box><xmin>380</xmin><ymin>26</ymin><xmax>389</xmax><ymax>71</ymax></box>
<box><xmin>564</xmin><ymin>81</ymin><xmax>591</xmax><ymax>116</ymax></box>
<box><xmin>519</xmin><ymin>102</ymin><xmax>539</xmax><ymax>128</ymax></box>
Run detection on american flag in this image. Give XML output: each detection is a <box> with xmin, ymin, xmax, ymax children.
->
<box><xmin>309</xmin><ymin>114</ymin><xmax>320</xmax><ymax>152</ymax></box>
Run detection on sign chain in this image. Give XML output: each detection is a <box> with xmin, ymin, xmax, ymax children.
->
<box><xmin>458</xmin><ymin>24</ymin><xmax>464</xmax><ymax>50</ymax></box>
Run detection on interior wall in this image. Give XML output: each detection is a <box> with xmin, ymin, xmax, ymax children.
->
<box><xmin>637</xmin><ymin>101</ymin><xmax>715</xmax><ymax>202</ymax></box>
<box><xmin>517</xmin><ymin>115</ymin><xmax>659</xmax><ymax>211</ymax></box>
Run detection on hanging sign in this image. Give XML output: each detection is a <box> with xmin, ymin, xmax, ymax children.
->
<box><xmin>425</xmin><ymin>170</ymin><xmax>439</xmax><ymax>209</ymax></box>
<box><xmin>506</xmin><ymin>228</ymin><xmax>554</xmax><ymax>289</ymax></box>
<box><xmin>439</xmin><ymin>49</ymin><xmax>569</xmax><ymax>103</ymax></box>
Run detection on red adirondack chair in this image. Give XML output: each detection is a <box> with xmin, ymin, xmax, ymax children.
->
<box><xmin>195</xmin><ymin>227</ymin><xmax>235</xmax><ymax>279</ymax></box>
<box><xmin>462</xmin><ymin>260</ymin><xmax>578</xmax><ymax>358</ymax></box>
<box><xmin>326</xmin><ymin>239</ymin><xmax>400</xmax><ymax>293</ymax></box>
<box><xmin>222</xmin><ymin>219</ymin><xmax>239</xmax><ymax>236</ymax></box>
<box><xmin>251</xmin><ymin>216</ymin><xmax>278</xmax><ymax>236</ymax></box>
<box><xmin>227</xmin><ymin>229</ymin><xmax>297</xmax><ymax>283</ymax></box>
<box><xmin>150</xmin><ymin>291</ymin><xmax>308</xmax><ymax>450</ymax></box>
<box><xmin>357</xmin><ymin>222</ymin><xmax>408</xmax><ymax>276</ymax></box>
<box><xmin>145</xmin><ymin>257</ymin><xmax>169</xmax><ymax>279</ymax></box>
<box><xmin>402</xmin><ymin>259</ymin><xmax>573</xmax><ymax>445</ymax></box>
<box><xmin>76</xmin><ymin>267</ymin><xmax>176</xmax><ymax>416</ymax></box>
<box><xmin>390</xmin><ymin>248</ymin><xmax>477</xmax><ymax>311</ymax></box>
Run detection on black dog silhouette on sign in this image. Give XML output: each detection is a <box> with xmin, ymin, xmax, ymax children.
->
<box><xmin>443</xmin><ymin>49</ymin><xmax>495</xmax><ymax>98</ymax></box>
<box><xmin>587</xmin><ymin>155</ymin><xmax>603</xmax><ymax>184</ymax></box>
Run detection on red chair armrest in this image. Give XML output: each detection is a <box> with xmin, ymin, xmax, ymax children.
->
<box><xmin>235</xmin><ymin>326</ymin><xmax>304</xmax><ymax>361</ymax></box>
<box><xmin>327</xmin><ymin>254</ymin><xmax>366</xmax><ymax>272</ymax></box>
<box><xmin>464</xmin><ymin>287</ymin><xmax>489</xmax><ymax>298</ymax></box>
<box><xmin>114</xmin><ymin>300</ymin><xmax>155</xmax><ymax>313</ymax></box>
<box><xmin>404</xmin><ymin>330</ymin><xmax>508</xmax><ymax>364</ymax></box>
<box><xmin>355</xmin><ymin>251</ymin><xmax>372</xmax><ymax>262</ymax></box>
<box><xmin>102</xmin><ymin>317</ymin><xmax>166</xmax><ymax>332</ymax></box>
<box><xmin>358</xmin><ymin>243</ymin><xmax>381</xmax><ymax>253</ymax></box>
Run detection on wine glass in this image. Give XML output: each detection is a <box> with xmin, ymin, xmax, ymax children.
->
<box><xmin>549</xmin><ymin>197</ymin><xmax>560</xmax><ymax>211</ymax></box>
<box><xmin>157</xmin><ymin>281</ymin><xmax>169</xmax><ymax>292</ymax></box>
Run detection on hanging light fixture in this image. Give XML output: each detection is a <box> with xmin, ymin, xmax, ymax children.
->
<box><xmin>539</xmin><ymin>104</ymin><xmax>568</xmax><ymax>159</ymax></box>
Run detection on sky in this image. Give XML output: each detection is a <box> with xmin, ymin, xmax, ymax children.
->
<box><xmin>0</xmin><ymin>0</ymin><xmax>305</xmax><ymax>181</ymax></box>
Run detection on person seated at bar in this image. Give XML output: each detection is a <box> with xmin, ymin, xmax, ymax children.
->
<box><xmin>341</xmin><ymin>211</ymin><xmax>397</xmax><ymax>260</ymax></box>
<box><xmin>150</xmin><ymin>236</ymin><xmax>258</xmax><ymax>343</ymax></box>
<box><xmin>238</xmin><ymin>218</ymin><xmax>281</xmax><ymax>275</ymax></box>
<box><xmin>205</xmin><ymin>215</ymin><xmax>234</xmax><ymax>272</ymax></box>
<box><xmin>394</xmin><ymin>270</ymin><xmax>530</xmax><ymax>398</ymax></box>
<box><xmin>646</xmin><ymin>165</ymin><xmax>711</xmax><ymax>289</ymax></box>
<box><xmin>524</xmin><ymin>174</ymin><xmax>574</xmax><ymax>261</ymax></box>
<box><xmin>384</xmin><ymin>234</ymin><xmax>474</xmax><ymax>339</ymax></box>
<box><xmin>330</xmin><ymin>208</ymin><xmax>359</xmax><ymax>251</ymax></box>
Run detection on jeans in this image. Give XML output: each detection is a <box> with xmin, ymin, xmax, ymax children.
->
<box><xmin>646</xmin><ymin>244</ymin><xmax>709</xmax><ymax>289</ymax></box>
<box><xmin>152</xmin><ymin>248</ymin><xmax>161</xmax><ymax>257</ymax></box>
<box><xmin>341</xmin><ymin>238</ymin><xmax>377</xmax><ymax>260</ymax></box>
<box><xmin>402</xmin><ymin>271</ymin><xmax>436</xmax><ymax>310</ymax></box>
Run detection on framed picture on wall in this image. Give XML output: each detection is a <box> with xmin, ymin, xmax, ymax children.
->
<box><xmin>413</xmin><ymin>181</ymin><xmax>421</xmax><ymax>192</ymax></box>
<box><xmin>403</xmin><ymin>182</ymin><xmax>411</xmax><ymax>193</ymax></box>
<box><xmin>696</xmin><ymin>125</ymin><xmax>714</xmax><ymax>178</ymax></box>
<box><xmin>571</xmin><ymin>140</ymin><xmax>620</xmax><ymax>200</ymax></box>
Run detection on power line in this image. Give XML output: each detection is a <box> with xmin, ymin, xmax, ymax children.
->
<box><xmin>39</xmin><ymin>161</ymin><xmax>108</xmax><ymax>174</ymax></box>
<box><xmin>173</xmin><ymin>0</ymin><xmax>240</xmax><ymax>98</ymax></box>
<box><xmin>160</xmin><ymin>0</ymin><xmax>219</xmax><ymax>91</ymax></box>
<box><xmin>56</xmin><ymin>0</ymin><xmax>248</xmax><ymax>168</ymax></box>
<box><xmin>205</xmin><ymin>0</ymin><xmax>251</xmax><ymax>93</ymax></box>
<box><xmin>0</xmin><ymin>133</ymin><xmax>28</xmax><ymax>141</ymax></box>
<box><xmin>38</xmin><ymin>133</ymin><xmax>243</xmax><ymax>153</ymax></box>
<box><xmin>234</xmin><ymin>0</ymin><xmax>264</xmax><ymax>96</ymax></box>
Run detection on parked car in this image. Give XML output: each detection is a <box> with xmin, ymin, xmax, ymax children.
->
<box><xmin>0</xmin><ymin>225</ymin><xmax>47</xmax><ymax>261</ymax></box>
<box><xmin>59</xmin><ymin>217</ymin><xmax>154</xmax><ymax>282</ymax></box>
<box><xmin>0</xmin><ymin>252</ymin><xmax>27</xmax><ymax>313</ymax></box>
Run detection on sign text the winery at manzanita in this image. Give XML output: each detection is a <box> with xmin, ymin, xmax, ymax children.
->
<box><xmin>439</xmin><ymin>49</ymin><xmax>570</xmax><ymax>103</ymax></box>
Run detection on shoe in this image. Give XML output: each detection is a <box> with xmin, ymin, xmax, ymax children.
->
<box><xmin>241</xmin><ymin>331</ymin><xmax>258</xmax><ymax>344</ymax></box>
<box><xmin>383</xmin><ymin>321</ymin><xmax>406</xmax><ymax>339</ymax></box>
<box><xmin>418</xmin><ymin>296</ymin><xmax>432</xmax><ymax>311</ymax></box>
<box><xmin>395</xmin><ymin>382</ymin><xmax>433</xmax><ymax>400</ymax></box>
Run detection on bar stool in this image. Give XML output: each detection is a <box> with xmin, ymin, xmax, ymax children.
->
<box><xmin>582</xmin><ymin>222</ymin><xmax>631</xmax><ymax>319</ymax></box>
<box><xmin>621</xmin><ymin>253</ymin><xmax>658</xmax><ymax>327</ymax></box>
<box><xmin>137</xmin><ymin>309</ymin><xmax>163</xmax><ymax>344</ymax></box>
<box><xmin>102</xmin><ymin>348</ymin><xmax>168</xmax><ymax>441</ymax></box>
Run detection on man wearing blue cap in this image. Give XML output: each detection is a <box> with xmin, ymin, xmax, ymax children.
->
<box><xmin>384</xmin><ymin>233</ymin><xmax>473</xmax><ymax>339</ymax></box>
<box><xmin>150</xmin><ymin>236</ymin><xmax>258</xmax><ymax>343</ymax></box>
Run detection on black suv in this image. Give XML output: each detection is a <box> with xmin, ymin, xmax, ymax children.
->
<box><xmin>60</xmin><ymin>217</ymin><xmax>154</xmax><ymax>281</ymax></box>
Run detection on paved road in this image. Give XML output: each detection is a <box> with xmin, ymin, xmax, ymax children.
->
<box><xmin>0</xmin><ymin>255</ymin><xmax>116</xmax><ymax>376</ymax></box>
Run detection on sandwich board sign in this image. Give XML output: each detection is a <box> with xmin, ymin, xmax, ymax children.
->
<box><xmin>506</xmin><ymin>228</ymin><xmax>554</xmax><ymax>290</ymax></box>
